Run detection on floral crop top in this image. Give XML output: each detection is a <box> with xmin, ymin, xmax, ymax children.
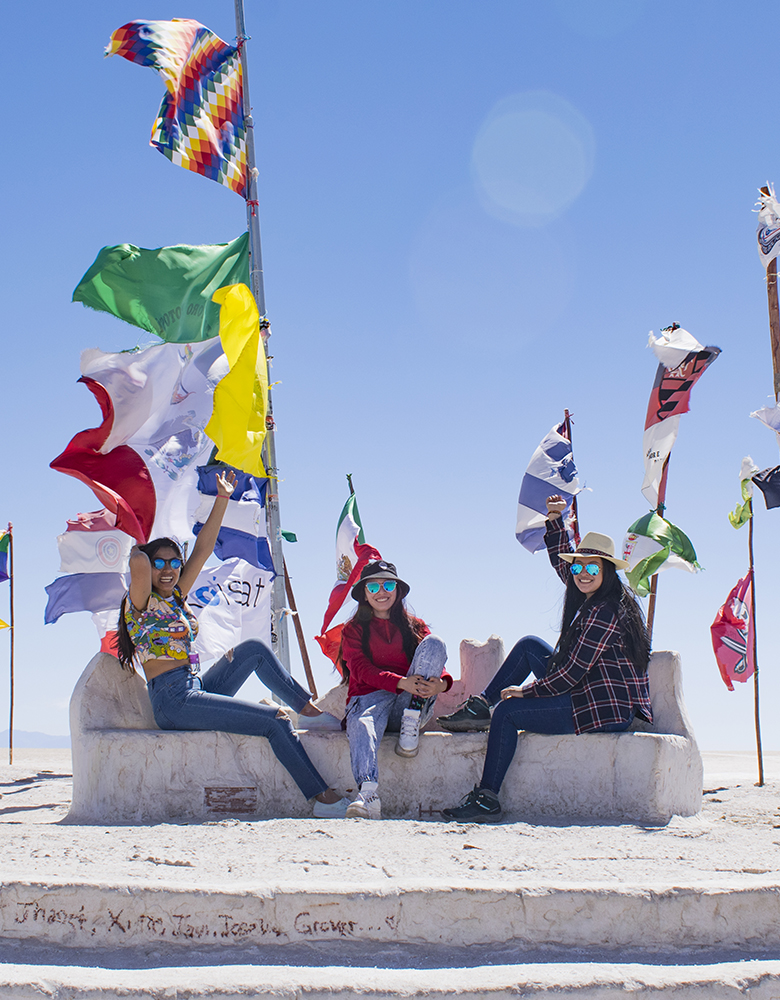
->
<box><xmin>124</xmin><ymin>587</ymin><xmax>199</xmax><ymax>667</ymax></box>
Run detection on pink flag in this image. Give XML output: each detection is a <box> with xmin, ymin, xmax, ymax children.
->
<box><xmin>66</xmin><ymin>510</ymin><xmax>118</xmax><ymax>532</ymax></box>
<box><xmin>710</xmin><ymin>571</ymin><xmax>755</xmax><ymax>691</ymax></box>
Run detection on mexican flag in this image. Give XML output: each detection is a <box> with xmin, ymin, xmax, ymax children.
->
<box><xmin>315</xmin><ymin>493</ymin><xmax>381</xmax><ymax>665</ymax></box>
<box><xmin>622</xmin><ymin>512</ymin><xmax>699</xmax><ymax>598</ymax></box>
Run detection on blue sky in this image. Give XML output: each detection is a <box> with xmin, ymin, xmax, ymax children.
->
<box><xmin>1</xmin><ymin>0</ymin><xmax>778</xmax><ymax>755</ymax></box>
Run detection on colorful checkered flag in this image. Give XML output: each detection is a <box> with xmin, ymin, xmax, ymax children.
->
<box><xmin>107</xmin><ymin>19</ymin><xmax>247</xmax><ymax>197</ymax></box>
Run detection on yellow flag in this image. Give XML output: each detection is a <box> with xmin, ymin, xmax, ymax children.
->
<box><xmin>0</xmin><ymin>619</ymin><xmax>9</xmax><ymax>630</ymax></box>
<box><xmin>206</xmin><ymin>283</ymin><xmax>268</xmax><ymax>477</ymax></box>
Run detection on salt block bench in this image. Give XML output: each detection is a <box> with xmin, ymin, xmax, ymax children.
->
<box><xmin>67</xmin><ymin>640</ymin><xmax>702</xmax><ymax>825</ymax></box>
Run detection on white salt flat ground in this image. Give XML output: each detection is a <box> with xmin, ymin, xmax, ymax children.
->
<box><xmin>1</xmin><ymin>749</ymin><xmax>779</xmax><ymax>999</ymax></box>
<box><xmin>0</xmin><ymin>749</ymin><xmax>777</xmax><ymax>890</ymax></box>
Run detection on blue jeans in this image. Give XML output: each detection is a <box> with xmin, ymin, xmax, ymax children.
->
<box><xmin>479</xmin><ymin>636</ymin><xmax>633</xmax><ymax>795</ymax></box>
<box><xmin>146</xmin><ymin>639</ymin><xmax>329</xmax><ymax>801</ymax></box>
<box><xmin>346</xmin><ymin>635</ymin><xmax>447</xmax><ymax>785</ymax></box>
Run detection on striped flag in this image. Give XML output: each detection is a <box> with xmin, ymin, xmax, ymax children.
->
<box><xmin>515</xmin><ymin>421</ymin><xmax>580</xmax><ymax>554</ymax></box>
<box><xmin>192</xmin><ymin>465</ymin><xmax>274</xmax><ymax>574</ymax></box>
<box><xmin>45</xmin><ymin>511</ymin><xmax>131</xmax><ymax>626</ymax></box>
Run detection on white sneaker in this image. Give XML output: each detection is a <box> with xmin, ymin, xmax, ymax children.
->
<box><xmin>346</xmin><ymin>781</ymin><xmax>381</xmax><ymax>819</ymax></box>
<box><xmin>312</xmin><ymin>795</ymin><xmax>349</xmax><ymax>819</ymax></box>
<box><xmin>395</xmin><ymin>708</ymin><xmax>421</xmax><ymax>758</ymax></box>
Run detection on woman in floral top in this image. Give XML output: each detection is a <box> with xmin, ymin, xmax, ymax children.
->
<box><xmin>116</xmin><ymin>468</ymin><xmax>348</xmax><ymax>818</ymax></box>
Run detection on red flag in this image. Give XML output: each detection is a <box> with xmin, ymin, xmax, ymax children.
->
<box><xmin>645</xmin><ymin>347</ymin><xmax>721</xmax><ymax>429</ymax></box>
<box><xmin>316</xmin><ymin>540</ymin><xmax>382</xmax><ymax>665</ymax></box>
<box><xmin>50</xmin><ymin>378</ymin><xmax>156</xmax><ymax>544</ymax></box>
<box><xmin>710</xmin><ymin>571</ymin><xmax>755</xmax><ymax>691</ymax></box>
<box><xmin>314</xmin><ymin>624</ymin><xmax>346</xmax><ymax>673</ymax></box>
<box><xmin>100</xmin><ymin>631</ymin><xmax>120</xmax><ymax>655</ymax></box>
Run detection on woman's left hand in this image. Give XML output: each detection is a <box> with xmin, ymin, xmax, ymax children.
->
<box><xmin>216</xmin><ymin>469</ymin><xmax>237</xmax><ymax>498</ymax></box>
<box><xmin>500</xmin><ymin>685</ymin><xmax>525</xmax><ymax>700</ymax></box>
<box><xmin>412</xmin><ymin>676</ymin><xmax>447</xmax><ymax>698</ymax></box>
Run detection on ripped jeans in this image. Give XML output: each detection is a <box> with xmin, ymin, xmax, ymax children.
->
<box><xmin>345</xmin><ymin>635</ymin><xmax>447</xmax><ymax>786</ymax></box>
<box><xmin>146</xmin><ymin>638</ymin><xmax>329</xmax><ymax>801</ymax></box>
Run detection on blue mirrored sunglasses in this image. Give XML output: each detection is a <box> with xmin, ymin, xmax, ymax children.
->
<box><xmin>152</xmin><ymin>557</ymin><xmax>182</xmax><ymax>570</ymax></box>
<box><xmin>365</xmin><ymin>580</ymin><xmax>397</xmax><ymax>594</ymax></box>
<box><xmin>570</xmin><ymin>562</ymin><xmax>600</xmax><ymax>577</ymax></box>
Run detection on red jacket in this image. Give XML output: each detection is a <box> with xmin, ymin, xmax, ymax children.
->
<box><xmin>342</xmin><ymin>616</ymin><xmax>453</xmax><ymax>701</ymax></box>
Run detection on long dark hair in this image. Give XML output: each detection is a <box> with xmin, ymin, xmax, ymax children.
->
<box><xmin>339</xmin><ymin>584</ymin><xmax>428</xmax><ymax>684</ymax></box>
<box><xmin>549</xmin><ymin>560</ymin><xmax>651</xmax><ymax>674</ymax></box>
<box><xmin>116</xmin><ymin>537</ymin><xmax>185</xmax><ymax>672</ymax></box>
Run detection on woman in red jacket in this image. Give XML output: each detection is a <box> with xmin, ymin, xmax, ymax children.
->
<box><xmin>342</xmin><ymin>560</ymin><xmax>452</xmax><ymax>819</ymax></box>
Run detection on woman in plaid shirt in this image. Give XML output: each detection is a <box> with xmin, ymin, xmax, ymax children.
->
<box><xmin>441</xmin><ymin>494</ymin><xmax>652</xmax><ymax>823</ymax></box>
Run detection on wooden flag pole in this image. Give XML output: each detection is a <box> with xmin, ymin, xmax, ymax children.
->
<box><xmin>234</xmin><ymin>0</ymin><xmax>290</xmax><ymax>672</ymax></box>
<box><xmin>563</xmin><ymin>409</ymin><xmax>580</xmax><ymax>545</ymax></box>
<box><xmin>748</xmin><ymin>503</ymin><xmax>765</xmax><ymax>786</ymax></box>
<box><xmin>646</xmin><ymin>456</ymin><xmax>670</xmax><ymax>645</ymax></box>
<box><xmin>283</xmin><ymin>557</ymin><xmax>317</xmax><ymax>700</ymax></box>
<box><xmin>760</xmin><ymin>187</ymin><xmax>780</xmax><ymax>402</ymax></box>
<box><xmin>8</xmin><ymin>523</ymin><xmax>14</xmax><ymax>766</ymax></box>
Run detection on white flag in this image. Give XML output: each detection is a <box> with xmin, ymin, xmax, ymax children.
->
<box><xmin>57</xmin><ymin>529</ymin><xmax>132</xmax><ymax>575</ymax></box>
<box><xmin>81</xmin><ymin>339</ymin><xmax>229</xmax><ymax>541</ymax></box>
<box><xmin>756</xmin><ymin>184</ymin><xmax>780</xmax><ymax>269</ymax></box>
<box><xmin>188</xmin><ymin>557</ymin><xmax>272</xmax><ymax>661</ymax></box>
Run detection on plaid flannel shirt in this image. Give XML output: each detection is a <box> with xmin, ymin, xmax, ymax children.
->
<box><xmin>521</xmin><ymin>517</ymin><xmax>653</xmax><ymax>734</ymax></box>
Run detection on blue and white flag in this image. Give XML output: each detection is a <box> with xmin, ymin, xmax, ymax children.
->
<box><xmin>192</xmin><ymin>465</ymin><xmax>275</xmax><ymax>574</ymax></box>
<box><xmin>515</xmin><ymin>421</ymin><xmax>581</xmax><ymax>553</ymax></box>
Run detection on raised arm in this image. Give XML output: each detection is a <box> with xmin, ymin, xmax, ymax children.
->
<box><xmin>128</xmin><ymin>545</ymin><xmax>153</xmax><ymax>612</ymax></box>
<box><xmin>544</xmin><ymin>494</ymin><xmax>573</xmax><ymax>584</ymax></box>
<box><xmin>178</xmin><ymin>469</ymin><xmax>237</xmax><ymax>596</ymax></box>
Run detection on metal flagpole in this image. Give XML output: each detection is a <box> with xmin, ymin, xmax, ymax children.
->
<box><xmin>747</xmin><ymin>500</ymin><xmax>764</xmax><ymax>786</ymax></box>
<box><xmin>234</xmin><ymin>0</ymin><xmax>290</xmax><ymax>669</ymax></box>
<box><xmin>7</xmin><ymin>523</ymin><xmax>14</xmax><ymax>766</ymax></box>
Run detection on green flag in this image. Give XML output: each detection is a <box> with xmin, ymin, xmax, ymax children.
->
<box><xmin>72</xmin><ymin>233</ymin><xmax>250</xmax><ymax>343</ymax></box>
<box><xmin>623</xmin><ymin>511</ymin><xmax>700</xmax><ymax>598</ymax></box>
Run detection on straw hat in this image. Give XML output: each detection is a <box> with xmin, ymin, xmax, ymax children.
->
<box><xmin>558</xmin><ymin>531</ymin><xmax>629</xmax><ymax>570</ymax></box>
